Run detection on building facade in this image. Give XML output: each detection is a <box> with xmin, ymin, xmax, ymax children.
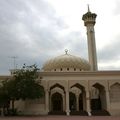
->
<box><xmin>1</xmin><ymin>8</ymin><xmax>120</xmax><ymax>116</ymax></box>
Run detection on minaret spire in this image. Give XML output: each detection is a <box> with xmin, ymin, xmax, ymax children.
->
<box><xmin>82</xmin><ymin>7</ymin><xmax>98</xmax><ymax>71</ymax></box>
<box><xmin>87</xmin><ymin>4</ymin><xmax>90</xmax><ymax>12</ymax></box>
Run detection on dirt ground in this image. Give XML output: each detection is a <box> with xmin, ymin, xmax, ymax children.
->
<box><xmin>0</xmin><ymin>116</ymin><xmax>120</xmax><ymax>120</ymax></box>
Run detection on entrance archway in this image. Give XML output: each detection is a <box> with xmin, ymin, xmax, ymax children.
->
<box><xmin>51</xmin><ymin>92</ymin><xmax>63</xmax><ymax>111</ymax></box>
<box><xmin>70</xmin><ymin>83</ymin><xmax>86</xmax><ymax>114</ymax></box>
<box><xmin>91</xmin><ymin>83</ymin><xmax>105</xmax><ymax>110</ymax></box>
<box><xmin>91</xmin><ymin>89</ymin><xmax>101</xmax><ymax>110</ymax></box>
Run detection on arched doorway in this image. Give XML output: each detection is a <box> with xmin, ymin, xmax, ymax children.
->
<box><xmin>69</xmin><ymin>92</ymin><xmax>76</xmax><ymax>111</ymax></box>
<box><xmin>90</xmin><ymin>83</ymin><xmax>110</xmax><ymax>115</ymax></box>
<box><xmin>91</xmin><ymin>83</ymin><xmax>110</xmax><ymax>115</ymax></box>
<box><xmin>91</xmin><ymin>87</ymin><xmax>101</xmax><ymax>110</ymax></box>
<box><xmin>50</xmin><ymin>83</ymin><xmax>65</xmax><ymax>113</ymax></box>
<box><xmin>70</xmin><ymin>83</ymin><xmax>87</xmax><ymax>115</ymax></box>
<box><xmin>91</xmin><ymin>83</ymin><xmax>105</xmax><ymax>111</ymax></box>
<box><xmin>51</xmin><ymin>92</ymin><xmax>63</xmax><ymax>111</ymax></box>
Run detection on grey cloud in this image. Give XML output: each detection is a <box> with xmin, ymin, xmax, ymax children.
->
<box><xmin>0</xmin><ymin>0</ymin><xmax>67</xmax><ymax>74</ymax></box>
<box><xmin>2</xmin><ymin>0</ymin><xmax>119</xmax><ymax>74</ymax></box>
<box><xmin>98</xmin><ymin>35</ymin><xmax>120</xmax><ymax>63</ymax></box>
<box><xmin>99</xmin><ymin>65</ymin><xmax>120</xmax><ymax>70</ymax></box>
<box><xmin>113</xmin><ymin>0</ymin><xmax>120</xmax><ymax>15</ymax></box>
<box><xmin>60</xmin><ymin>31</ymin><xmax>88</xmax><ymax>59</ymax></box>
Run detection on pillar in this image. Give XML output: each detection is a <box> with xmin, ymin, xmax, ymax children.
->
<box><xmin>49</xmin><ymin>92</ymin><xmax>52</xmax><ymax>111</ymax></box>
<box><xmin>86</xmin><ymin>90</ymin><xmax>91</xmax><ymax>116</ymax></box>
<box><xmin>105</xmin><ymin>90</ymin><xmax>110</xmax><ymax>111</ymax></box>
<box><xmin>66</xmin><ymin>90</ymin><xmax>70</xmax><ymax>115</ymax></box>
<box><xmin>45</xmin><ymin>89</ymin><xmax>49</xmax><ymax>114</ymax></box>
<box><xmin>0</xmin><ymin>108</ymin><xmax>4</xmax><ymax>116</ymax></box>
<box><xmin>63</xmin><ymin>94</ymin><xmax>65</xmax><ymax>111</ymax></box>
<box><xmin>76</xmin><ymin>95</ymin><xmax>79</xmax><ymax>111</ymax></box>
<box><xmin>83</xmin><ymin>92</ymin><xmax>86</xmax><ymax>111</ymax></box>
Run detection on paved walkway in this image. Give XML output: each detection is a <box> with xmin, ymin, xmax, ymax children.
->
<box><xmin>0</xmin><ymin>116</ymin><xmax>120</xmax><ymax>120</ymax></box>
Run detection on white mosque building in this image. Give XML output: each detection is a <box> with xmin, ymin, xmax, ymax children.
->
<box><xmin>1</xmin><ymin>7</ymin><xmax>120</xmax><ymax>116</ymax></box>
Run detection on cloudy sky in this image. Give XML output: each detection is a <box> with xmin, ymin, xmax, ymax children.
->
<box><xmin>0</xmin><ymin>0</ymin><xmax>120</xmax><ymax>75</ymax></box>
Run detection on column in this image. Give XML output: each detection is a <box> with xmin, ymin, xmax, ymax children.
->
<box><xmin>63</xmin><ymin>94</ymin><xmax>65</xmax><ymax>111</ymax></box>
<box><xmin>0</xmin><ymin>108</ymin><xmax>4</xmax><ymax>116</ymax></box>
<box><xmin>105</xmin><ymin>90</ymin><xmax>110</xmax><ymax>111</ymax></box>
<box><xmin>83</xmin><ymin>93</ymin><xmax>86</xmax><ymax>111</ymax></box>
<box><xmin>45</xmin><ymin>89</ymin><xmax>49</xmax><ymax>114</ymax></box>
<box><xmin>66</xmin><ymin>90</ymin><xmax>70</xmax><ymax>115</ymax></box>
<box><xmin>76</xmin><ymin>95</ymin><xmax>79</xmax><ymax>111</ymax></box>
<box><xmin>86</xmin><ymin>90</ymin><xmax>91</xmax><ymax>116</ymax></box>
<box><xmin>49</xmin><ymin>92</ymin><xmax>51</xmax><ymax>111</ymax></box>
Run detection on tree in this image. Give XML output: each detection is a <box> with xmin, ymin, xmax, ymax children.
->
<box><xmin>0</xmin><ymin>64</ymin><xmax>44</xmax><ymax>115</ymax></box>
<box><xmin>13</xmin><ymin>64</ymin><xmax>44</xmax><ymax>100</ymax></box>
<box><xmin>0</xmin><ymin>80</ymin><xmax>11</xmax><ymax>115</ymax></box>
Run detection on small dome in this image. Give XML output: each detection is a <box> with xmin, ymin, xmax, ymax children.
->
<box><xmin>42</xmin><ymin>53</ymin><xmax>91</xmax><ymax>71</ymax></box>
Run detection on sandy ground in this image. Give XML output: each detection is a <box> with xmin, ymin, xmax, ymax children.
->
<box><xmin>0</xmin><ymin>116</ymin><xmax>120</xmax><ymax>120</ymax></box>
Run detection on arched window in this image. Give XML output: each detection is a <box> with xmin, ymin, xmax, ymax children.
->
<box><xmin>67</xmin><ymin>68</ymin><xmax>69</xmax><ymax>71</ymax></box>
<box><xmin>110</xmin><ymin>83</ymin><xmax>120</xmax><ymax>102</ymax></box>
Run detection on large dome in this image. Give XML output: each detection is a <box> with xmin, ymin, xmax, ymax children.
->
<box><xmin>42</xmin><ymin>52</ymin><xmax>91</xmax><ymax>72</ymax></box>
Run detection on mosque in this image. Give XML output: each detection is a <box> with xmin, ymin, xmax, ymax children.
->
<box><xmin>1</xmin><ymin>7</ymin><xmax>120</xmax><ymax>116</ymax></box>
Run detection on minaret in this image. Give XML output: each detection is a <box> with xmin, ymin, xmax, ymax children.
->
<box><xmin>82</xmin><ymin>6</ymin><xmax>98</xmax><ymax>71</ymax></box>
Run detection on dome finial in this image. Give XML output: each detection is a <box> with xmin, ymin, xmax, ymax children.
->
<box><xmin>65</xmin><ymin>49</ymin><xmax>68</xmax><ymax>54</ymax></box>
